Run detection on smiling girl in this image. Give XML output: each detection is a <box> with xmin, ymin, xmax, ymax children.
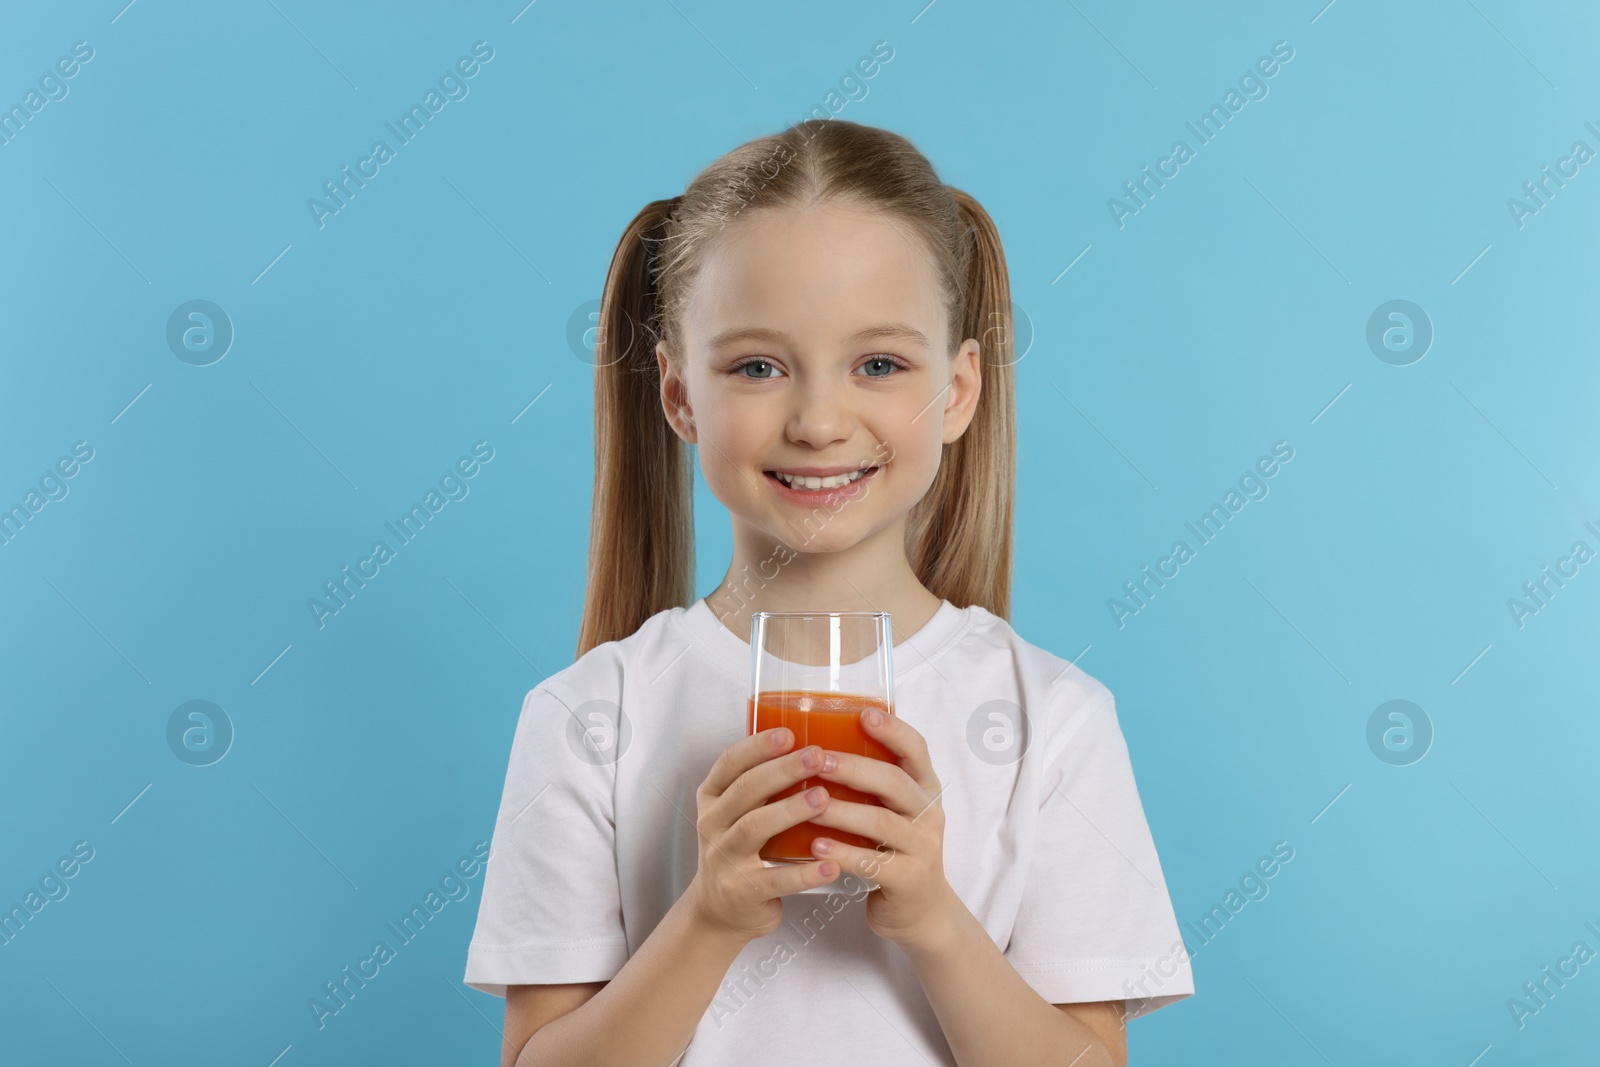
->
<box><xmin>464</xmin><ymin>119</ymin><xmax>1193</xmax><ymax>1066</ymax></box>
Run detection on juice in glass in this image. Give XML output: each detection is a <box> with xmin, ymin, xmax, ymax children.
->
<box><xmin>749</xmin><ymin>688</ymin><xmax>895</xmax><ymax>861</ymax></box>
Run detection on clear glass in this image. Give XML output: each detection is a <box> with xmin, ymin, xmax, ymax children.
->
<box><xmin>747</xmin><ymin>611</ymin><xmax>893</xmax><ymax>895</ymax></box>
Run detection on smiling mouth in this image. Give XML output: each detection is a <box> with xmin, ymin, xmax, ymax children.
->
<box><xmin>764</xmin><ymin>467</ymin><xmax>879</xmax><ymax>492</ymax></box>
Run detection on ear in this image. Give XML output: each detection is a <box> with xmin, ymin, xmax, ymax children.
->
<box><xmin>940</xmin><ymin>338</ymin><xmax>983</xmax><ymax>445</ymax></box>
<box><xmin>657</xmin><ymin>341</ymin><xmax>698</xmax><ymax>443</ymax></box>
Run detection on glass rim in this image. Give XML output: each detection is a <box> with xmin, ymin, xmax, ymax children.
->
<box><xmin>750</xmin><ymin>611</ymin><xmax>890</xmax><ymax>620</ymax></box>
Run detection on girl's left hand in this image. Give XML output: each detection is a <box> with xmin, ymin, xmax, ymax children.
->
<box><xmin>808</xmin><ymin>706</ymin><xmax>960</xmax><ymax>947</ymax></box>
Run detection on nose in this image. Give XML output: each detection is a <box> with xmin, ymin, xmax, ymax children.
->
<box><xmin>785</xmin><ymin>373</ymin><xmax>855</xmax><ymax>449</ymax></box>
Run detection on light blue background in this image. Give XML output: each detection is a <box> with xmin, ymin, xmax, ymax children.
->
<box><xmin>3</xmin><ymin>1</ymin><xmax>1597</xmax><ymax>1063</ymax></box>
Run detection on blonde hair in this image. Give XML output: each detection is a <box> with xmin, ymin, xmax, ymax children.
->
<box><xmin>577</xmin><ymin>118</ymin><xmax>1016</xmax><ymax>658</ymax></box>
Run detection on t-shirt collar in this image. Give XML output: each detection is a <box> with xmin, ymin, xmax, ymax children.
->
<box><xmin>674</xmin><ymin>594</ymin><xmax>972</xmax><ymax>687</ymax></box>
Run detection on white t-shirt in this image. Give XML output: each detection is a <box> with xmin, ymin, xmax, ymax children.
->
<box><xmin>463</xmin><ymin>596</ymin><xmax>1194</xmax><ymax>1062</ymax></box>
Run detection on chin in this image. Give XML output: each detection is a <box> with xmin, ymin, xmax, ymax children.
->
<box><xmin>783</xmin><ymin>532</ymin><xmax>863</xmax><ymax>555</ymax></box>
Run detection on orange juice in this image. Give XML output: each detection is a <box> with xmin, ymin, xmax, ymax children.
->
<box><xmin>749</xmin><ymin>689</ymin><xmax>895</xmax><ymax>861</ymax></box>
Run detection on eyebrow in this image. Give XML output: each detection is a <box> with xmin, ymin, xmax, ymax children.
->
<box><xmin>707</xmin><ymin>322</ymin><xmax>931</xmax><ymax>352</ymax></box>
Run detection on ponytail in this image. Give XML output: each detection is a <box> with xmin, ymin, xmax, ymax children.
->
<box><xmin>576</xmin><ymin>197</ymin><xmax>694</xmax><ymax>658</ymax></box>
<box><xmin>904</xmin><ymin>188</ymin><xmax>1016</xmax><ymax>621</ymax></box>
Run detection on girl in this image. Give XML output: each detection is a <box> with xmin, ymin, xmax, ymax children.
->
<box><xmin>464</xmin><ymin>118</ymin><xmax>1193</xmax><ymax>1066</ymax></box>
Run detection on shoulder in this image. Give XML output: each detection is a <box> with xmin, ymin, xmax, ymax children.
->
<box><xmin>501</xmin><ymin>605</ymin><xmax>693</xmax><ymax>775</ymax></box>
<box><xmin>518</xmin><ymin>604</ymin><xmax>691</xmax><ymax>715</ymax></box>
<box><xmin>955</xmin><ymin>604</ymin><xmax>1118</xmax><ymax>744</ymax></box>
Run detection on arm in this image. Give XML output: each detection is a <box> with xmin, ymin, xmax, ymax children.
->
<box><xmin>802</xmin><ymin>708</ymin><xmax>1128</xmax><ymax>1065</ymax></box>
<box><xmin>511</xmin><ymin>728</ymin><xmax>840</xmax><ymax>1066</ymax></box>
<box><xmin>900</xmin><ymin>891</ymin><xmax>1126</xmax><ymax>1067</ymax></box>
<box><xmin>504</xmin><ymin>982</ymin><xmax>604</xmax><ymax>1067</ymax></box>
<box><xmin>511</xmin><ymin>888</ymin><xmax>748</xmax><ymax>1067</ymax></box>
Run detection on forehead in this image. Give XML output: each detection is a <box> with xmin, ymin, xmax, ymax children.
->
<box><xmin>683</xmin><ymin>201</ymin><xmax>946</xmax><ymax>352</ymax></box>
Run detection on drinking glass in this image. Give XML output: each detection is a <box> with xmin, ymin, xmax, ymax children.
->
<box><xmin>748</xmin><ymin>611</ymin><xmax>893</xmax><ymax>895</ymax></box>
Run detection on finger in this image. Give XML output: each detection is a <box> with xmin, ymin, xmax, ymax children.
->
<box><xmin>764</xmin><ymin>856</ymin><xmax>839</xmax><ymax>897</ymax></box>
<box><xmin>815</xmin><ymin>750</ymin><xmax>924</xmax><ymax>818</ymax></box>
<box><xmin>712</xmin><ymin>744</ymin><xmax>825</xmax><ymax>836</ymax></box>
<box><xmin>805</xmin><ymin>796</ymin><xmax>909</xmax><ymax>854</ymax></box>
<box><xmin>860</xmin><ymin>708</ymin><xmax>939</xmax><ymax>793</ymax></box>
<box><xmin>727</xmin><ymin>783</ymin><xmax>831</xmax><ymax>856</ymax></box>
<box><xmin>703</xmin><ymin>727</ymin><xmax>794</xmax><ymax>800</ymax></box>
<box><xmin>808</xmin><ymin>834</ymin><xmax>896</xmax><ymax>883</ymax></box>
<box><xmin>732</xmin><ymin>742</ymin><xmax>827</xmax><ymax>809</ymax></box>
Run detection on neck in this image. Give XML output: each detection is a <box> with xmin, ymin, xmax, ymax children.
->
<box><xmin>706</xmin><ymin>514</ymin><xmax>942</xmax><ymax>645</ymax></box>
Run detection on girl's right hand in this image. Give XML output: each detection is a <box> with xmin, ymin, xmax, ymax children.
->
<box><xmin>686</xmin><ymin>727</ymin><xmax>838</xmax><ymax>943</ymax></box>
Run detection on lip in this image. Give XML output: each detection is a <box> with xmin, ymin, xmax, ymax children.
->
<box><xmin>766</xmin><ymin>464</ymin><xmax>874</xmax><ymax>477</ymax></box>
<box><xmin>763</xmin><ymin>465</ymin><xmax>879</xmax><ymax>503</ymax></box>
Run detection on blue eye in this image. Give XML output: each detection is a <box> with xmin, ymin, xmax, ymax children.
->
<box><xmin>734</xmin><ymin>359</ymin><xmax>780</xmax><ymax>379</ymax></box>
<box><xmin>729</xmin><ymin>355</ymin><xmax>908</xmax><ymax>379</ymax></box>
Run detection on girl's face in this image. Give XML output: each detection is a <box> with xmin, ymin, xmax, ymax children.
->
<box><xmin>657</xmin><ymin>200</ymin><xmax>982</xmax><ymax>557</ymax></box>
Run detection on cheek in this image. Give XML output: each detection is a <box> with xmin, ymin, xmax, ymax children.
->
<box><xmin>897</xmin><ymin>447</ymin><xmax>944</xmax><ymax>502</ymax></box>
<box><xmin>879</xmin><ymin>396</ymin><xmax>947</xmax><ymax>470</ymax></box>
<box><xmin>692</xmin><ymin>410</ymin><xmax>763</xmax><ymax>491</ymax></box>
<box><xmin>704</xmin><ymin>462</ymin><xmax>755</xmax><ymax>506</ymax></box>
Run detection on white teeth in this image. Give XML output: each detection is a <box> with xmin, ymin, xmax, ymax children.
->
<box><xmin>773</xmin><ymin>468</ymin><xmax>870</xmax><ymax>490</ymax></box>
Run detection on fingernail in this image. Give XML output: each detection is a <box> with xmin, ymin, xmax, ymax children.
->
<box><xmin>813</xmin><ymin>838</ymin><xmax>834</xmax><ymax>855</ymax></box>
<box><xmin>864</xmin><ymin>708</ymin><xmax>883</xmax><ymax>726</ymax></box>
<box><xmin>773</xmin><ymin>728</ymin><xmax>791</xmax><ymax>748</ymax></box>
<box><xmin>821</xmin><ymin>752</ymin><xmax>837</xmax><ymax>772</ymax></box>
<box><xmin>807</xmin><ymin>786</ymin><xmax>827</xmax><ymax>807</ymax></box>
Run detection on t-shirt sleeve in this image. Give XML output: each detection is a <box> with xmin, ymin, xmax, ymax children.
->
<box><xmin>1002</xmin><ymin>681</ymin><xmax>1195</xmax><ymax>1019</ymax></box>
<box><xmin>463</xmin><ymin>683</ymin><xmax>630</xmax><ymax>998</ymax></box>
